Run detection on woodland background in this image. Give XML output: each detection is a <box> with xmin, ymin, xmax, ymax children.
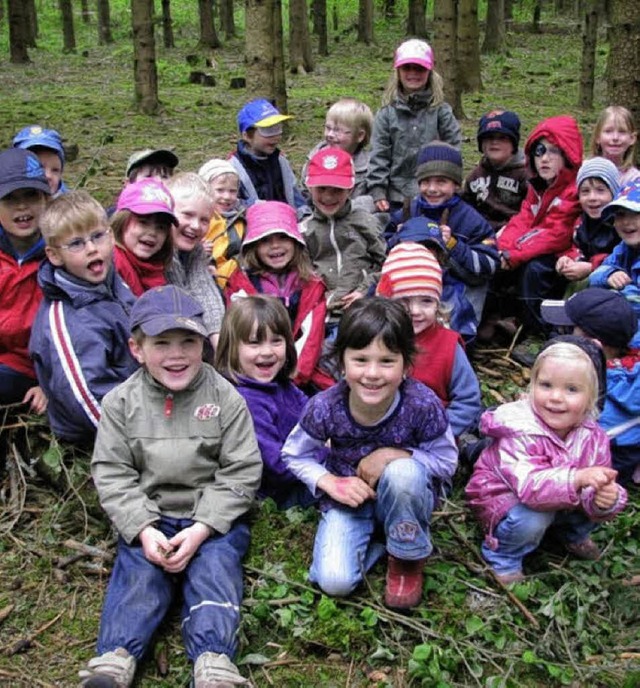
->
<box><xmin>0</xmin><ymin>1</ymin><xmax>639</xmax><ymax>686</ymax></box>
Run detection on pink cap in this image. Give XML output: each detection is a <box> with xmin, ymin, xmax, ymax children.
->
<box><xmin>243</xmin><ymin>201</ymin><xmax>305</xmax><ymax>248</ymax></box>
<box><xmin>394</xmin><ymin>39</ymin><xmax>434</xmax><ymax>70</ymax></box>
<box><xmin>305</xmin><ymin>147</ymin><xmax>355</xmax><ymax>189</ymax></box>
<box><xmin>116</xmin><ymin>178</ymin><xmax>177</xmax><ymax>224</ymax></box>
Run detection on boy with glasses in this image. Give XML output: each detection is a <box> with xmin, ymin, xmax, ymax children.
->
<box><xmin>29</xmin><ymin>190</ymin><xmax>138</xmax><ymax>445</ymax></box>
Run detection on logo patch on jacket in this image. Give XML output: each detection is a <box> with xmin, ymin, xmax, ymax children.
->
<box><xmin>194</xmin><ymin>404</ymin><xmax>221</xmax><ymax>420</ymax></box>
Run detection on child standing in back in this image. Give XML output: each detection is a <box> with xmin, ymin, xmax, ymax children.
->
<box><xmin>466</xmin><ymin>342</ymin><xmax>627</xmax><ymax>584</ymax></box>
<box><xmin>282</xmin><ymin>297</ymin><xmax>458</xmax><ymax>609</ymax></box>
<box><xmin>111</xmin><ymin>178</ymin><xmax>176</xmax><ymax>297</ymax></box>
<box><xmin>590</xmin><ymin>106</ymin><xmax>639</xmax><ymax>186</ymax></box>
<box><xmin>216</xmin><ymin>296</ymin><xmax>314</xmax><ymax>508</ymax></box>
<box><xmin>13</xmin><ymin>125</ymin><xmax>68</xmax><ymax>198</ymax></box>
<box><xmin>367</xmin><ymin>39</ymin><xmax>461</xmax><ymax>214</ymax></box>
<box><xmin>225</xmin><ymin>201</ymin><xmax>327</xmax><ymax>389</ymax></box>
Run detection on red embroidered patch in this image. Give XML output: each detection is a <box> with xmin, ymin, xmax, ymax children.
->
<box><xmin>194</xmin><ymin>404</ymin><xmax>221</xmax><ymax>420</ymax></box>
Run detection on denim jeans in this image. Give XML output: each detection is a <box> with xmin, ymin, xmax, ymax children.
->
<box><xmin>96</xmin><ymin>517</ymin><xmax>249</xmax><ymax>661</ymax></box>
<box><xmin>482</xmin><ymin>503</ymin><xmax>596</xmax><ymax>575</ymax></box>
<box><xmin>309</xmin><ymin>458</ymin><xmax>435</xmax><ymax>596</ymax></box>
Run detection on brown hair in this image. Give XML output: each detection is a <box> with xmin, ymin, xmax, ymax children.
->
<box><xmin>591</xmin><ymin>106</ymin><xmax>638</xmax><ymax>172</ymax></box>
<box><xmin>110</xmin><ymin>208</ymin><xmax>174</xmax><ymax>268</ymax></box>
<box><xmin>242</xmin><ymin>239</ymin><xmax>315</xmax><ymax>282</ymax></box>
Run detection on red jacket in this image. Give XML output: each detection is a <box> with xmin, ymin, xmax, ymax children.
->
<box><xmin>498</xmin><ymin>115</ymin><xmax>583</xmax><ymax>269</ymax></box>
<box><xmin>225</xmin><ymin>270</ymin><xmax>330</xmax><ymax>388</ymax></box>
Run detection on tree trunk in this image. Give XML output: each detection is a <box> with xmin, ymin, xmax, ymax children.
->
<box><xmin>578</xmin><ymin>3</ymin><xmax>598</xmax><ymax>109</ymax></box>
<box><xmin>97</xmin><ymin>0</ymin><xmax>113</xmax><ymax>44</ymax></box>
<box><xmin>81</xmin><ymin>0</ymin><xmax>90</xmax><ymax>23</ymax></box>
<box><xmin>160</xmin><ymin>0</ymin><xmax>174</xmax><ymax>48</ymax></box>
<box><xmin>482</xmin><ymin>0</ymin><xmax>505</xmax><ymax>53</ymax></box>
<box><xmin>458</xmin><ymin>0</ymin><xmax>482</xmax><ymax>91</ymax></box>
<box><xmin>289</xmin><ymin>0</ymin><xmax>314</xmax><ymax>74</ymax></box>
<box><xmin>273</xmin><ymin>0</ymin><xmax>287</xmax><ymax>110</ymax></box>
<box><xmin>607</xmin><ymin>0</ymin><xmax>640</xmax><ymax>125</ymax></box>
<box><xmin>312</xmin><ymin>0</ymin><xmax>329</xmax><ymax>56</ymax></box>
<box><xmin>131</xmin><ymin>0</ymin><xmax>159</xmax><ymax>115</ymax></box>
<box><xmin>198</xmin><ymin>0</ymin><xmax>220</xmax><ymax>48</ymax></box>
<box><xmin>532</xmin><ymin>0</ymin><xmax>542</xmax><ymax>32</ymax></box>
<box><xmin>8</xmin><ymin>0</ymin><xmax>30</xmax><ymax>63</ymax></box>
<box><xmin>406</xmin><ymin>0</ymin><xmax>427</xmax><ymax>37</ymax></box>
<box><xmin>220</xmin><ymin>0</ymin><xmax>236</xmax><ymax>38</ymax></box>
<box><xmin>504</xmin><ymin>0</ymin><xmax>513</xmax><ymax>20</ymax></box>
<box><xmin>24</xmin><ymin>0</ymin><xmax>37</xmax><ymax>46</ymax></box>
<box><xmin>384</xmin><ymin>0</ymin><xmax>396</xmax><ymax>19</ymax></box>
<box><xmin>357</xmin><ymin>0</ymin><xmax>374</xmax><ymax>44</ymax></box>
<box><xmin>59</xmin><ymin>0</ymin><xmax>76</xmax><ymax>52</ymax></box>
<box><xmin>332</xmin><ymin>2</ymin><xmax>338</xmax><ymax>31</ymax></box>
<box><xmin>433</xmin><ymin>0</ymin><xmax>464</xmax><ymax>118</ymax></box>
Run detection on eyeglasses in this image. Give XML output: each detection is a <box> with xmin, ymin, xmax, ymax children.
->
<box><xmin>324</xmin><ymin>124</ymin><xmax>352</xmax><ymax>137</ymax></box>
<box><xmin>56</xmin><ymin>228</ymin><xmax>111</xmax><ymax>253</ymax></box>
<box><xmin>533</xmin><ymin>142</ymin><xmax>562</xmax><ymax>158</ymax></box>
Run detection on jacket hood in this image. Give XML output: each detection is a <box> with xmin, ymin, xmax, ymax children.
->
<box><xmin>524</xmin><ymin>115</ymin><xmax>583</xmax><ymax>170</ymax></box>
<box><xmin>38</xmin><ymin>259</ymin><xmax>126</xmax><ymax>308</ymax></box>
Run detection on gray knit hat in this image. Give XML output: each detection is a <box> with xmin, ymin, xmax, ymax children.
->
<box><xmin>416</xmin><ymin>142</ymin><xmax>463</xmax><ymax>185</ymax></box>
<box><xmin>576</xmin><ymin>156</ymin><xmax>620</xmax><ymax>196</ymax></box>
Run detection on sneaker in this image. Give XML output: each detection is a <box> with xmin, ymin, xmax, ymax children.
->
<box><xmin>193</xmin><ymin>652</ymin><xmax>250</xmax><ymax>687</ymax></box>
<box><xmin>384</xmin><ymin>555</ymin><xmax>426</xmax><ymax>609</ymax></box>
<box><xmin>78</xmin><ymin>648</ymin><xmax>136</xmax><ymax>688</ymax></box>
<box><xmin>494</xmin><ymin>570</ymin><xmax>525</xmax><ymax>585</ymax></box>
<box><xmin>565</xmin><ymin>538</ymin><xmax>601</xmax><ymax>561</ymax></box>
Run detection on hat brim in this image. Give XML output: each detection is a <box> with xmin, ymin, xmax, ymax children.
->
<box><xmin>603</xmin><ymin>198</ymin><xmax>640</xmax><ymax>216</ymax></box>
<box><xmin>138</xmin><ymin>315</ymin><xmax>208</xmax><ymax>338</ymax></box>
<box><xmin>16</xmin><ymin>135</ymin><xmax>65</xmax><ymax>161</ymax></box>
<box><xmin>0</xmin><ymin>177</ymin><xmax>51</xmax><ymax>199</ymax></box>
<box><xmin>306</xmin><ymin>175</ymin><xmax>354</xmax><ymax>190</ymax></box>
<box><xmin>126</xmin><ymin>150</ymin><xmax>179</xmax><ymax>177</ymax></box>
<box><xmin>253</xmin><ymin>114</ymin><xmax>293</xmax><ymax>128</ymax></box>
<box><xmin>242</xmin><ymin>226</ymin><xmax>305</xmax><ymax>248</ymax></box>
<box><xmin>120</xmin><ymin>206</ymin><xmax>177</xmax><ymax>225</ymax></box>
<box><xmin>540</xmin><ymin>299</ymin><xmax>575</xmax><ymax>327</ymax></box>
<box><xmin>394</xmin><ymin>56</ymin><xmax>433</xmax><ymax>70</ymax></box>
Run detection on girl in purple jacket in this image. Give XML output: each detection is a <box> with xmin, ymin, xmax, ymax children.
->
<box><xmin>215</xmin><ymin>295</ymin><xmax>313</xmax><ymax>509</ymax></box>
<box><xmin>466</xmin><ymin>341</ymin><xmax>627</xmax><ymax>584</ymax></box>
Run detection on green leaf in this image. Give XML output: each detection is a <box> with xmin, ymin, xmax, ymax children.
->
<box><xmin>522</xmin><ymin>649</ymin><xmax>538</xmax><ymax>664</ymax></box>
<box><xmin>42</xmin><ymin>443</ymin><xmax>63</xmax><ymax>475</ymax></box>
<box><xmin>359</xmin><ymin>606</ymin><xmax>378</xmax><ymax>627</ymax></box>
<box><xmin>465</xmin><ymin>615</ymin><xmax>484</xmax><ymax>634</ymax></box>
<box><xmin>412</xmin><ymin>643</ymin><xmax>433</xmax><ymax>662</ymax></box>
<box><xmin>316</xmin><ymin>595</ymin><xmax>337</xmax><ymax>621</ymax></box>
<box><xmin>238</xmin><ymin>653</ymin><xmax>270</xmax><ymax>666</ymax></box>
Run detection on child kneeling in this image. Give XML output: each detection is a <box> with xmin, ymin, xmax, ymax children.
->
<box><xmin>79</xmin><ymin>285</ymin><xmax>262</xmax><ymax>688</ymax></box>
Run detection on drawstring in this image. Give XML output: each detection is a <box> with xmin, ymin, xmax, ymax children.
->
<box><xmin>164</xmin><ymin>393</ymin><xmax>174</xmax><ymax>417</ymax></box>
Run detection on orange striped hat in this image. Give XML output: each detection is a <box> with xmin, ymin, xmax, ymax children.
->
<box><xmin>376</xmin><ymin>242</ymin><xmax>442</xmax><ymax>301</ymax></box>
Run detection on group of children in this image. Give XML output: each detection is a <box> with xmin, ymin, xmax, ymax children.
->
<box><xmin>0</xmin><ymin>36</ymin><xmax>638</xmax><ymax>688</ymax></box>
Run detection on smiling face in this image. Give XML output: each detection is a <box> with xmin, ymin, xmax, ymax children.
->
<box><xmin>309</xmin><ymin>185</ymin><xmax>351</xmax><ymax>217</ymax></box>
<box><xmin>596</xmin><ymin>117</ymin><xmax>637</xmax><ymax>166</ymax></box>
<box><xmin>122</xmin><ymin>213</ymin><xmax>171</xmax><ymax>260</ymax></box>
<box><xmin>324</xmin><ymin>119</ymin><xmax>364</xmax><ymax>154</ymax></box>
<box><xmin>0</xmin><ymin>188</ymin><xmax>48</xmax><ymax>253</ymax></box>
<box><xmin>578</xmin><ymin>178</ymin><xmax>614</xmax><ymax>219</ymax></box>
<box><xmin>418</xmin><ymin>176</ymin><xmax>458</xmax><ymax>205</ymax></box>
<box><xmin>398</xmin><ymin>64</ymin><xmax>430</xmax><ymax>94</ymax></box>
<box><xmin>533</xmin><ymin>137</ymin><xmax>566</xmax><ymax>183</ymax></box>
<box><xmin>613</xmin><ymin>210</ymin><xmax>640</xmax><ymax>249</ymax></box>
<box><xmin>130</xmin><ymin>329</ymin><xmax>204</xmax><ymax>391</ymax></box>
<box><xmin>209</xmin><ymin>174</ymin><xmax>239</xmax><ymax>214</ymax></box>
<box><xmin>171</xmin><ymin>190</ymin><xmax>213</xmax><ymax>252</ymax></box>
<box><xmin>243</xmin><ymin>128</ymin><xmax>282</xmax><ymax>156</ymax></box>
<box><xmin>481</xmin><ymin>133</ymin><xmax>514</xmax><ymax>167</ymax></box>
<box><xmin>237</xmin><ymin>321</ymin><xmax>287</xmax><ymax>383</ymax></box>
<box><xmin>46</xmin><ymin>224</ymin><xmax>114</xmax><ymax>284</ymax></box>
<box><xmin>255</xmin><ymin>232</ymin><xmax>296</xmax><ymax>272</ymax></box>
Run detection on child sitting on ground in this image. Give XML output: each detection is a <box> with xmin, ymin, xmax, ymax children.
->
<box><xmin>13</xmin><ymin>124</ymin><xmax>68</xmax><ymax>198</ymax></box>
<box><xmin>466</xmin><ymin>341</ymin><xmax>627</xmax><ymax>584</ymax></box>
<box><xmin>462</xmin><ymin>110</ymin><xmax>529</xmax><ymax>231</ymax></box>
<box><xmin>125</xmin><ymin>148</ymin><xmax>179</xmax><ymax>183</ymax></box>
<box><xmin>29</xmin><ymin>191</ymin><xmax>138</xmax><ymax>445</ymax></box>
<box><xmin>216</xmin><ymin>295</ymin><xmax>314</xmax><ymax>508</ymax></box>
<box><xmin>198</xmin><ymin>158</ymin><xmax>246</xmax><ymax>289</ymax></box>
<box><xmin>282</xmin><ymin>297</ymin><xmax>458</xmax><ymax>609</ymax></box>
<box><xmin>79</xmin><ymin>285</ymin><xmax>261</xmax><ymax>688</ymax></box>
<box><xmin>225</xmin><ymin>200</ymin><xmax>327</xmax><ymax>389</ymax></box>
<box><xmin>111</xmin><ymin>178</ymin><xmax>176</xmax><ymax>296</ymax></box>
<box><xmin>555</xmin><ymin>157</ymin><xmax>620</xmax><ymax>293</ymax></box>
<box><xmin>388</xmin><ymin>141</ymin><xmax>499</xmax><ymax>343</ymax></box>
<box><xmin>376</xmin><ymin>242</ymin><xmax>481</xmax><ymax>440</ymax></box>
<box><xmin>590</xmin><ymin>106</ymin><xmax>639</xmax><ymax>186</ymax></box>
<box><xmin>542</xmin><ymin>288</ymin><xmax>640</xmax><ymax>486</ymax></box>
<box><xmin>0</xmin><ymin>148</ymin><xmax>51</xmax><ymax>414</ymax></box>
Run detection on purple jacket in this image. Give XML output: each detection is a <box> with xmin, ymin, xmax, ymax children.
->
<box><xmin>233</xmin><ymin>375</ymin><xmax>308</xmax><ymax>501</ymax></box>
<box><xmin>465</xmin><ymin>399</ymin><xmax>627</xmax><ymax>536</ymax></box>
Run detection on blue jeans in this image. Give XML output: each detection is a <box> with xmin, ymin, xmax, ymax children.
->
<box><xmin>310</xmin><ymin>458</ymin><xmax>435</xmax><ymax>596</ymax></box>
<box><xmin>96</xmin><ymin>517</ymin><xmax>249</xmax><ymax>661</ymax></box>
<box><xmin>482</xmin><ymin>504</ymin><xmax>596</xmax><ymax>575</ymax></box>
<box><xmin>0</xmin><ymin>364</ymin><xmax>37</xmax><ymax>406</ymax></box>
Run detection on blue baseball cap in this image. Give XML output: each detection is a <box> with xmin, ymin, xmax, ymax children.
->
<box><xmin>13</xmin><ymin>125</ymin><xmax>65</xmax><ymax>165</ymax></box>
<box><xmin>388</xmin><ymin>216</ymin><xmax>448</xmax><ymax>264</ymax></box>
<box><xmin>237</xmin><ymin>98</ymin><xmax>293</xmax><ymax>134</ymax></box>
<box><xmin>603</xmin><ymin>179</ymin><xmax>640</xmax><ymax>218</ymax></box>
<box><xmin>130</xmin><ymin>285</ymin><xmax>208</xmax><ymax>337</ymax></box>
<box><xmin>0</xmin><ymin>148</ymin><xmax>51</xmax><ymax>200</ymax></box>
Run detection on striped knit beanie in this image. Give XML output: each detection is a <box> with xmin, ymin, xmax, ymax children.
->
<box><xmin>416</xmin><ymin>141</ymin><xmax>463</xmax><ymax>185</ymax></box>
<box><xmin>576</xmin><ymin>157</ymin><xmax>620</xmax><ymax>196</ymax></box>
<box><xmin>376</xmin><ymin>242</ymin><xmax>443</xmax><ymax>301</ymax></box>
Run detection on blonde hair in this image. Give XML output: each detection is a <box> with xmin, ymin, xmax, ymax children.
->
<box><xmin>529</xmin><ymin>342</ymin><xmax>599</xmax><ymax>419</ymax></box>
<box><xmin>326</xmin><ymin>98</ymin><xmax>374</xmax><ymax>147</ymax></box>
<box><xmin>241</xmin><ymin>240</ymin><xmax>315</xmax><ymax>282</ymax></box>
<box><xmin>110</xmin><ymin>208</ymin><xmax>174</xmax><ymax>267</ymax></box>
<box><xmin>166</xmin><ymin>172</ymin><xmax>214</xmax><ymax>208</ymax></box>
<box><xmin>591</xmin><ymin>106</ymin><xmax>638</xmax><ymax>171</ymax></box>
<box><xmin>215</xmin><ymin>295</ymin><xmax>298</xmax><ymax>383</ymax></box>
<box><xmin>382</xmin><ymin>66</ymin><xmax>445</xmax><ymax>108</ymax></box>
<box><xmin>40</xmin><ymin>190</ymin><xmax>107</xmax><ymax>244</ymax></box>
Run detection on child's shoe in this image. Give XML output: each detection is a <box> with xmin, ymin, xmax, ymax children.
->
<box><xmin>384</xmin><ymin>555</ymin><xmax>426</xmax><ymax>609</ymax></box>
<box><xmin>193</xmin><ymin>652</ymin><xmax>250</xmax><ymax>687</ymax></box>
<box><xmin>78</xmin><ymin>648</ymin><xmax>136</xmax><ymax>687</ymax></box>
<box><xmin>494</xmin><ymin>570</ymin><xmax>525</xmax><ymax>585</ymax></box>
<box><xmin>565</xmin><ymin>538</ymin><xmax>601</xmax><ymax>561</ymax></box>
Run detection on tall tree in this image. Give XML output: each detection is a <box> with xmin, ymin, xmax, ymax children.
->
<box><xmin>131</xmin><ymin>0</ymin><xmax>159</xmax><ymax>114</ymax></box>
<box><xmin>357</xmin><ymin>0</ymin><xmax>374</xmax><ymax>44</ymax></box>
<box><xmin>198</xmin><ymin>0</ymin><xmax>220</xmax><ymax>48</ymax></box>
<box><xmin>607</xmin><ymin>0</ymin><xmax>640</xmax><ymax>124</ymax></box>
<box><xmin>24</xmin><ymin>0</ymin><xmax>37</xmax><ymax>46</ymax></box>
<box><xmin>406</xmin><ymin>0</ymin><xmax>427</xmax><ymax>37</ymax></box>
<box><xmin>97</xmin><ymin>0</ymin><xmax>113</xmax><ymax>44</ymax></box>
<box><xmin>289</xmin><ymin>0</ymin><xmax>314</xmax><ymax>74</ymax></box>
<box><xmin>80</xmin><ymin>0</ymin><xmax>91</xmax><ymax>24</ymax></box>
<box><xmin>312</xmin><ymin>0</ymin><xmax>329</xmax><ymax>56</ymax></box>
<box><xmin>59</xmin><ymin>0</ymin><xmax>76</xmax><ymax>52</ymax></box>
<box><xmin>160</xmin><ymin>0</ymin><xmax>175</xmax><ymax>48</ymax></box>
<box><xmin>458</xmin><ymin>0</ymin><xmax>482</xmax><ymax>91</ymax></box>
<box><xmin>433</xmin><ymin>0</ymin><xmax>464</xmax><ymax>118</ymax></box>
<box><xmin>482</xmin><ymin>0</ymin><xmax>506</xmax><ymax>53</ymax></box>
<box><xmin>272</xmin><ymin>0</ymin><xmax>287</xmax><ymax>109</ymax></box>
<box><xmin>7</xmin><ymin>0</ymin><xmax>30</xmax><ymax>63</ymax></box>
<box><xmin>578</xmin><ymin>0</ymin><xmax>598</xmax><ymax>109</ymax></box>
<box><xmin>220</xmin><ymin>0</ymin><xmax>236</xmax><ymax>38</ymax></box>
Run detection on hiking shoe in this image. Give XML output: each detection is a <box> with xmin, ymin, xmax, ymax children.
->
<box><xmin>565</xmin><ymin>538</ymin><xmax>601</xmax><ymax>561</ymax></box>
<box><xmin>193</xmin><ymin>652</ymin><xmax>250</xmax><ymax>687</ymax></box>
<box><xmin>384</xmin><ymin>555</ymin><xmax>426</xmax><ymax>609</ymax></box>
<box><xmin>78</xmin><ymin>648</ymin><xmax>136</xmax><ymax>688</ymax></box>
<box><xmin>494</xmin><ymin>570</ymin><xmax>525</xmax><ymax>585</ymax></box>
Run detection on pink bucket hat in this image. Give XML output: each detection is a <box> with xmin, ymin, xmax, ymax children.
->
<box><xmin>116</xmin><ymin>178</ymin><xmax>177</xmax><ymax>224</ymax></box>
<box><xmin>394</xmin><ymin>39</ymin><xmax>434</xmax><ymax>70</ymax></box>
<box><xmin>243</xmin><ymin>201</ymin><xmax>305</xmax><ymax>248</ymax></box>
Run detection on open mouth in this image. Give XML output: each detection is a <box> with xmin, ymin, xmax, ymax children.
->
<box><xmin>87</xmin><ymin>259</ymin><xmax>105</xmax><ymax>275</ymax></box>
<box><xmin>13</xmin><ymin>214</ymin><xmax>34</xmax><ymax>227</ymax></box>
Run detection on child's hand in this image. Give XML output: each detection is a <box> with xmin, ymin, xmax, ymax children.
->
<box><xmin>201</xmin><ymin>238</ymin><xmax>214</xmax><ymax>254</ymax></box>
<box><xmin>555</xmin><ymin>255</ymin><xmax>571</xmax><ymax>273</ymax></box>
<box><xmin>164</xmin><ymin>522</ymin><xmax>212</xmax><ymax>573</ymax></box>
<box><xmin>317</xmin><ymin>473</ymin><xmax>375</xmax><ymax>507</ymax></box>
<box><xmin>440</xmin><ymin>224</ymin><xmax>452</xmax><ymax>244</ymax></box>
<box><xmin>607</xmin><ymin>270</ymin><xmax>631</xmax><ymax>290</ymax></box>
<box><xmin>593</xmin><ymin>482</ymin><xmax>619</xmax><ymax>510</ymax></box>
<box><xmin>23</xmin><ymin>386</ymin><xmax>47</xmax><ymax>414</ymax></box>
<box><xmin>575</xmin><ymin>466</ymin><xmax>617</xmax><ymax>490</ymax></box>
<box><xmin>559</xmin><ymin>261</ymin><xmax>592</xmax><ymax>281</ymax></box>
<box><xmin>339</xmin><ymin>290</ymin><xmax>365</xmax><ymax>309</ymax></box>
<box><xmin>139</xmin><ymin>525</ymin><xmax>174</xmax><ymax>567</ymax></box>
<box><xmin>357</xmin><ymin>447</ymin><xmax>411</xmax><ymax>487</ymax></box>
<box><xmin>375</xmin><ymin>199</ymin><xmax>390</xmax><ymax>212</ymax></box>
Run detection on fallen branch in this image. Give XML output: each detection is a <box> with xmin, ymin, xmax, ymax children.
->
<box><xmin>63</xmin><ymin>538</ymin><xmax>114</xmax><ymax>560</ymax></box>
<box><xmin>622</xmin><ymin>575</ymin><xmax>640</xmax><ymax>587</ymax></box>
<box><xmin>2</xmin><ymin>611</ymin><xmax>63</xmax><ymax>656</ymax></box>
<box><xmin>0</xmin><ymin>604</ymin><xmax>14</xmax><ymax>625</ymax></box>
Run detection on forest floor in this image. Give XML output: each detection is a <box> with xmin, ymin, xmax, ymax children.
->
<box><xmin>0</xmin><ymin>3</ymin><xmax>639</xmax><ymax>687</ymax></box>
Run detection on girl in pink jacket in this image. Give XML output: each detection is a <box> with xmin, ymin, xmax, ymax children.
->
<box><xmin>466</xmin><ymin>341</ymin><xmax>627</xmax><ymax>584</ymax></box>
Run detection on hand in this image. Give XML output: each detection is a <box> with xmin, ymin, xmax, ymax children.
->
<box><xmin>317</xmin><ymin>473</ymin><xmax>376</xmax><ymax>508</ymax></box>
<box><xmin>500</xmin><ymin>255</ymin><xmax>511</xmax><ymax>270</ymax></box>
<box><xmin>357</xmin><ymin>447</ymin><xmax>410</xmax><ymax>487</ymax></box>
<box><xmin>23</xmin><ymin>386</ymin><xmax>47</xmax><ymax>414</ymax></box>
<box><xmin>163</xmin><ymin>522</ymin><xmax>212</xmax><ymax>573</ymax></box>
<box><xmin>440</xmin><ymin>224</ymin><xmax>452</xmax><ymax>244</ymax></box>
<box><xmin>375</xmin><ymin>199</ymin><xmax>390</xmax><ymax>213</ymax></box>
<box><xmin>560</xmin><ymin>261</ymin><xmax>592</xmax><ymax>281</ymax></box>
<box><xmin>139</xmin><ymin>525</ymin><xmax>175</xmax><ymax>567</ymax></box>
<box><xmin>607</xmin><ymin>271</ymin><xmax>631</xmax><ymax>290</ymax></box>
<box><xmin>593</xmin><ymin>482</ymin><xmax>619</xmax><ymax>510</ymax></box>
<box><xmin>201</xmin><ymin>238</ymin><xmax>214</xmax><ymax>254</ymax></box>
<box><xmin>555</xmin><ymin>256</ymin><xmax>571</xmax><ymax>273</ymax></box>
<box><xmin>575</xmin><ymin>466</ymin><xmax>617</xmax><ymax>490</ymax></box>
<box><xmin>339</xmin><ymin>290</ymin><xmax>365</xmax><ymax>309</ymax></box>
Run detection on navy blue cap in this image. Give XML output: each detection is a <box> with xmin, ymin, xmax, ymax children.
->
<box><xmin>477</xmin><ymin>110</ymin><xmax>521</xmax><ymax>152</ymax></box>
<box><xmin>130</xmin><ymin>285</ymin><xmax>208</xmax><ymax>337</ymax></box>
<box><xmin>388</xmin><ymin>216</ymin><xmax>448</xmax><ymax>263</ymax></box>
<box><xmin>0</xmin><ymin>148</ymin><xmax>51</xmax><ymax>199</ymax></box>
<box><xmin>13</xmin><ymin>125</ymin><xmax>65</xmax><ymax>165</ymax></box>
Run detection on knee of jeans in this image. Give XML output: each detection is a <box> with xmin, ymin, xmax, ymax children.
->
<box><xmin>315</xmin><ymin>571</ymin><xmax>359</xmax><ymax>598</ymax></box>
<box><xmin>380</xmin><ymin>458</ymin><xmax>429</xmax><ymax>493</ymax></box>
<box><xmin>506</xmin><ymin>508</ymin><xmax>554</xmax><ymax>543</ymax></box>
